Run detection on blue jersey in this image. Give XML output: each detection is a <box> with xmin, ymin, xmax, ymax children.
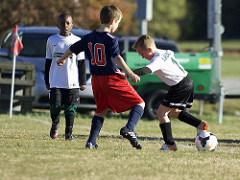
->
<box><xmin>70</xmin><ymin>30</ymin><xmax>121</xmax><ymax>75</ymax></box>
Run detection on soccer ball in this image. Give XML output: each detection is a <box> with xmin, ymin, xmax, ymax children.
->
<box><xmin>195</xmin><ymin>131</ymin><xmax>218</xmax><ymax>151</ymax></box>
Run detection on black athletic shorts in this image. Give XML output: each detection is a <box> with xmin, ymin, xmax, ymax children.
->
<box><xmin>49</xmin><ymin>88</ymin><xmax>80</xmax><ymax>105</ymax></box>
<box><xmin>161</xmin><ymin>75</ymin><xmax>194</xmax><ymax>110</ymax></box>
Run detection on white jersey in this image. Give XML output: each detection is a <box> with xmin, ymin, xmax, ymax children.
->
<box><xmin>46</xmin><ymin>33</ymin><xmax>85</xmax><ymax>89</ymax></box>
<box><xmin>146</xmin><ymin>49</ymin><xmax>187</xmax><ymax>86</ymax></box>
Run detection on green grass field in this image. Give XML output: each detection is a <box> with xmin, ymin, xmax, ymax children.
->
<box><xmin>0</xmin><ymin>40</ymin><xmax>239</xmax><ymax>179</ymax></box>
<box><xmin>221</xmin><ymin>54</ymin><xmax>240</xmax><ymax>78</ymax></box>
<box><xmin>1</xmin><ymin>98</ymin><xmax>240</xmax><ymax>179</ymax></box>
<box><xmin>177</xmin><ymin>39</ymin><xmax>240</xmax><ymax>53</ymax></box>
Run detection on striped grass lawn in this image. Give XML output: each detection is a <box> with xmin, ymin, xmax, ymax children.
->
<box><xmin>1</xmin><ymin>40</ymin><xmax>239</xmax><ymax>179</ymax></box>
<box><xmin>0</xmin><ymin>98</ymin><xmax>239</xmax><ymax>180</ymax></box>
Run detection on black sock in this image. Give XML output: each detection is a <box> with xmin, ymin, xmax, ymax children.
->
<box><xmin>178</xmin><ymin>111</ymin><xmax>201</xmax><ymax>128</ymax></box>
<box><xmin>88</xmin><ymin>115</ymin><xmax>104</xmax><ymax>145</ymax></box>
<box><xmin>159</xmin><ymin>122</ymin><xmax>175</xmax><ymax>145</ymax></box>
<box><xmin>126</xmin><ymin>105</ymin><xmax>144</xmax><ymax>132</ymax></box>
<box><xmin>65</xmin><ymin>114</ymin><xmax>75</xmax><ymax>134</ymax></box>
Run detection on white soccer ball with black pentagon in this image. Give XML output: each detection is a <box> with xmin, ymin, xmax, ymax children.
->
<box><xmin>195</xmin><ymin>131</ymin><xmax>218</xmax><ymax>151</ymax></box>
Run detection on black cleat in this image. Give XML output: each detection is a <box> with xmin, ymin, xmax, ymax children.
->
<box><xmin>50</xmin><ymin>122</ymin><xmax>60</xmax><ymax>139</ymax></box>
<box><xmin>65</xmin><ymin>133</ymin><xmax>75</xmax><ymax>141</ymax></box>
<box><xmin>85</xmin><ymin>141</ymin><xmax>98</xmax><ymax>149</ymax></box>
<box><xmin>120</xmin><ymin>127</ymin><xmax>142</xmax><ymax>149</ymax></box>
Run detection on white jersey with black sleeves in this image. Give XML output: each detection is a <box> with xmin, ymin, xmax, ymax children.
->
<box><xmin>46</xmin><ymin>33</ymin><xmax>85</xmax><ymax>89</ymax></box>
<box><xmin>146</xmin><ymin>49</ymin><xmax>187</xmax><ymax>86</ymax></box>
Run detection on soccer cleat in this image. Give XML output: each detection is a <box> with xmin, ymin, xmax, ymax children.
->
<box><xmin>85</xmin><ymin>141</ymin><xmax>98</xmax><ymax>149</ymax></box>
<box><xmin>120</xmin><ymin>127</ymin><xmax>142</xmax><ymax>149</ymax></box>
<box><xmin>50</xmin><ymin>122</ymin><xmax>60</xmax><ymax>139</ymax></box>
<box><xmin>65</xmin><ymin>133</ymin><xmax>75</xmax><ymax>141</ymax></box>
<box><xmin>160</xmin><ymin>143</ymin><xmax>178</xmax><ymax>151</ymax></box>
<box><xmin>197</xmin><ymin>121</ymin><xmax>209</xmax><ymax>136</ymax></box>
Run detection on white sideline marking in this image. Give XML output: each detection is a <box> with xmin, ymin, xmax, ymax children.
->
<box><xmin>29</xmin><ymin>118</ymin><xmax>51</xmax><ymax>125</ymax></box>
<box><xmin>27</xmin><ymin>117</ymin><xmax>115</xmax><ymax>135</ymax></box>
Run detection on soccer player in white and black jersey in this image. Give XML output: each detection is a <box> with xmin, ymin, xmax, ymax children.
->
<box><xmin>44</xmin><ymin>14</ymin><xmax>86</xmax><ymax>141</ymax></box>
<box><xmin>131</xmin><ymin>35</ymin><xmax>209</xmax><ymax>151</ymax></box>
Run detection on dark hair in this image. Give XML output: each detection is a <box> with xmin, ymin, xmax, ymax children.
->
<box><xmin>58</xmin><ymin>13</ymin><xmax>72</xmax><ymax>22</ymax></box>
<box><xmin>100</xmin><ymin>5</ymin><xmax>123</xmax><ymax>24</ymax></box>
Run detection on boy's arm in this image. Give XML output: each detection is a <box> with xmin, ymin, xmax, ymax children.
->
<box><xmin>57</xmin><ymin>48</ymin><xmax>73</xmax><ymax>66</ymax></box>
<box><xmin>133</xmin><ymin>67</ymin><xmax>152</xmax><ymax>76</ymax></box>
<box><xmin>44</xmin><ymin>58</ymin><xmax>52</xmax><ymax>90</ymax></box>
<box><xmin>78</xmin><ymin>60</ymin><xmax>86</xmax><ymax>91</ymax></box>
<box><xmin>113</xmin><ymin>55</ymin><xmax>140</xmax><ymax>83</ymax></box>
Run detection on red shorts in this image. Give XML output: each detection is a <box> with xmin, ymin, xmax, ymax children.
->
<box><xmin>91</xmin><ymin>74</ymin><xmax>144</xmax><ymax>113</ymax></box>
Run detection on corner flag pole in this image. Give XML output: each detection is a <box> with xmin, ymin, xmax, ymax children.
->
<box><xmin>9</xmin><ymin>54</ymin><xmax>16</xmax><ymax>118</ymax></box>
<box><xmin>9</xmin><ymin>25</ymin><xmax>23</xmax><ymax>119</ymax></box>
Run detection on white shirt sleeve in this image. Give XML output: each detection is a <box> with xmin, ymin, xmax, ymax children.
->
<box><xmin>76</xmin><ymin>51</ymin><xmax>85</xmax><ymax>61</ymax></box>
<box><xmin>46</xmin><ymin>38</ymin><xmax>52</xmax><ymax>59</ymax></box>
<box><xmin>146</xmin><ymin>54</ymin><xmax>163</xmax><ymax>73</ymax></box>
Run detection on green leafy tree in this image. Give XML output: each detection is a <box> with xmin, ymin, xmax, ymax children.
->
<box><xmin>180</xmin><ymin>0</ymin><xmax>207</xmax><ymax>40</ymax></box>
<box><xmin>78</xmin><ymin>0</ymin><xmax>136</xmax><ymax>35</ymax></box>
<box><xmin>147</xmin><ymin>0</ymin><xmax>187</xmax><ymax>40</ymax></box>
<box><xmin>0</xmin><ymin>0</ymin><xmax>136</xmax><ymax>38</ymax></box>
<box><xmin>1</xmin><ymin>0</ymin><xmax>238</xmax><ymax>41</ymax></box>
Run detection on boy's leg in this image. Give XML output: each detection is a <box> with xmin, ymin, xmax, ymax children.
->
<box><xmin>49</xmin><ymin>88</ymin><xmax>61</xmax><ymax>139</ymax></box>
<box><xmin>160</xmin><ymin>123</ymin><xmax>174</xmax><ymax>145</ymax></box>
<box><xmin>63</xmin><ymin>89</ymin><xmax>80</xmax><ymax>141</ymax></box>
<box><xmin>86</xmin><ymin>109</ymin><xmax>108</xmax><ymax>149</ymax></box>
<box><xmin>64</xmin><ymin>104</ymin><xmax>77</xmax><ymax>141</ymax></box>
<box><xmin>157</xmin><ymin>105</ymin><xmax>177</xmax><ymax>151</ymax></box>
<box><xmin>178</xmin><ymin>110</ymin><xmax>208</xmax><ymax>135</ymax></box>
<box><xmin>125</xmin><ymin>104</ymin><xmax>144</xmax><ymax>132</ymax></box>
<box><xmin>50</xmin><ymin>105</ymin><xmax>61</xmax><ymax>139</ymax></box>
<box><xmin>120</xmin><ymin>103</ymin><xmax>144</xmax><ymax>149</ymax></box>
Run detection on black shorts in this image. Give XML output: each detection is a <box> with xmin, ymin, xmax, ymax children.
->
<box><xmin>161</xmin><ymin>75</ymin><xmax>194</xmax><ymax>110</ymax></box>
<box><xmin>49</xmin><ymin>88</ymin><xmax>80</xmax><ymax>105</ymax></box>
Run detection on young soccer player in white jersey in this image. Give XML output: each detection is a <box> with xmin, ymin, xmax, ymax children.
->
<box><xmin>44</xmin><ymin>14</ymin><xmax>86</xmax><ymax>141</ymax></box>
<box><xmin>131</xmin><ymin>35</ymin><xmax>209</xmax><ymax>151</ymax></box>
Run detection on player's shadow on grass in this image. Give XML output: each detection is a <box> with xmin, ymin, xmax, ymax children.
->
<box><xmin>139</xmin><ymin>136</ymin><xmax>240</xmax><ymax>146</ymax></box>
<box><xmin>71</xmin><ymin>134</ymin><xmax>240</xmax><ymax>147</ymax></box>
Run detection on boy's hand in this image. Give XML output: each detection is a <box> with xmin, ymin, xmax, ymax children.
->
<box><xmin>80</xmin><ymin>85</ymin><xmax>86</xmax><ymax>91</ymax></box>
<box><xmin>57</xmin><ymin>49</ymin><xmax>73</xmax><ymax>66</ymax></box>
<box><xmin>45</xmin><ymin>84</ymin><xmax>50</xmax><ymax>90</ymax></box>
<box><xmin>115</xmin><ymin>69</ymin><xmax>127</xmax><ymax>79</ymax></box>
<box><xmin>57</xmin><ymin>59</ymin><xmax>66</xmax><ymax>66</ymax></box>
<box><xmin>128</xmin><ymin>73</ymin><xmax>140</xmax><ymax>83</ymax></box>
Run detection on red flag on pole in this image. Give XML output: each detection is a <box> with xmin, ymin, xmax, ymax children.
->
<box><xmin>11</xmin><ymin>25</ymin><xmax>23</xmax><ymax>56</ymax></box>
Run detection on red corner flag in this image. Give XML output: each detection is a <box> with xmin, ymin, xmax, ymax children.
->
<box><xmin>11</xmin><ymin>25</ymin><xmax>23</xmax><ymax>56</ymax></box>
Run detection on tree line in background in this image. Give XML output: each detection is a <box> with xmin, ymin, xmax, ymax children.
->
<box><xmin>0</xmin><ymin>0</ymin><xmax>239</xmax><ymax>41</ymax></box>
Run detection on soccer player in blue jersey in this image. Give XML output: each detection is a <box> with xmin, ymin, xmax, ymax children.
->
<box><xmin>57</xmin><ymin>5</ymin><xmax>145</xmax><ymax>149</ymax></box>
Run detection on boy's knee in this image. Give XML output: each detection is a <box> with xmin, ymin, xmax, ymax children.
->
<box><xmin>50</xmin><ymin>104</ymin><xmax>61</xmax><ymax>114</ymax></box>
<box><xmin>138</xmin><ymin>102</ymin><xmax>145</xmax><ymax>109</ymax></box>
<box><xmin>156</xmin><ymin>106</ymin><xmax>170</xmax><ymax>123</ymax></box>
<box><xmin>64</xmin><ymin>104</ymin><xmax>77</xmax><ymax>116</ymax></box>
<box><xmin>169</xmin><ymin>109</ymin><xmax>182</xmax><ymax>119</ymax></box>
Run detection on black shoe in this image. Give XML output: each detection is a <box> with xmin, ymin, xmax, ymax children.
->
<box><xmin>85</xmin><ymin>141</ymin><xmax>98</xmax><ymax>149</ymax></box>
<box><xmin>50</xmin><ymin>122</ymin><xmax>60</xmax><ymax>139</ymax></box>
<box><xmin>65</xmin><ymin>133</ymin><xmax>75</xmax><ymax>141</ymax></box>
<box><xmin>120</xmin><ymin>127</ymin><xmax>142</xmax><ymax>149</ymax></box>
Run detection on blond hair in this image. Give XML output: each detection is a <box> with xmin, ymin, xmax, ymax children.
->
<box><xmin>100</xmin><ymin>5</ymin><xmax>123</xmax><ymax>24</ymax></box>
<box><xmin>132</xmin><ymin>35</ymin><xmax>156</xmax><ymax>50</ymax></box>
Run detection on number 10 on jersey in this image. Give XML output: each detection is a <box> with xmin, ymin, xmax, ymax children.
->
<box><xmin>88</xmin><ymin>42</ymin><xmax>106</xmax><ymax>66</ymax></box>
